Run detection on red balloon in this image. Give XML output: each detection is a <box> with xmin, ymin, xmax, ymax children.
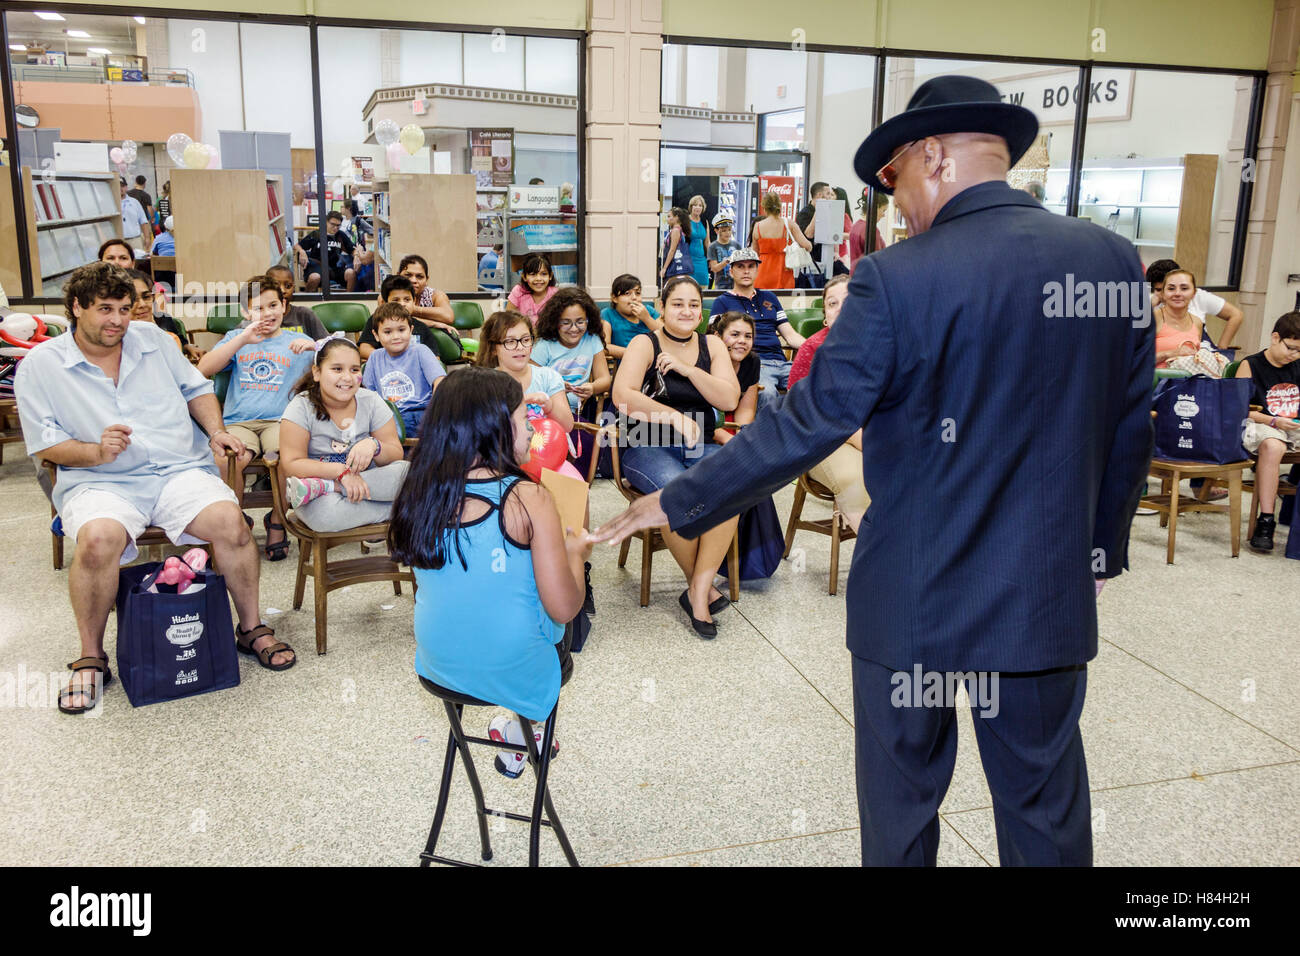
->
<box><xmin>521</xmin><ymin>417</ymin><xmax>568</xmax><ymax>481</ymax></box>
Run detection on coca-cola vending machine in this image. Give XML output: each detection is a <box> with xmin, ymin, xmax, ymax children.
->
<box><xmin>758</xmin><ymin>175</ymin><xmax>798</xmax><ymax>219</ymax></box>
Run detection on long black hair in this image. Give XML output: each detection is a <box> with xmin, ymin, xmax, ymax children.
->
<box><xmin>669</xmin><ymin>206</ymin><xmax>692</xmax><ymax>242</ymax></box>
<box><xmin>388</xmin><ymin>367</ymin><xmax>527</xmax><ymax>570</ymax></box>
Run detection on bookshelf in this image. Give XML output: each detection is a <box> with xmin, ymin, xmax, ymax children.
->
<box><xmin>171</xmin><ymin>169</ymin><xmax>289</xmax><ymax>290</ymax></box>
<box><xmin>371</xmin><ymin>173</ymin><xmax>477</xmax><ymax>293</ymax></box>
<box><xmin>15</xmin><ymin>168</ymin><xmax>123</xmax><ymax>297</ymax></box>
<box><xmin>1043</xmin><ymin>154</ymin><xmax>1218</xmax><ymax>276</ymax></box>
<box><xmin>505</xmin><ymin>212</ymin><xmax>579</xmax><ymax>288</ymax></box>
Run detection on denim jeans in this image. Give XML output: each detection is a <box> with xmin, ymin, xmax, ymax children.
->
<box><xmin>620</xmin><ymin>441</ymin><xmax>724</xmax><ymax>495</ymax></box>
<box><xmin>757</xmin><ymin>358</ymin><xmax>790</xmax><ymax>411</ymax></box>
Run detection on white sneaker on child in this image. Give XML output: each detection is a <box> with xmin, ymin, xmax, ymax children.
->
<box><xmin>487</xmin><ymin>714</ymin><xmax>559</xmax><ymax>779</ymax></box>
<box><xmin>287</xmin><ymin>476</ymin><xmax>332</xmax><ymax>509</ymax></box>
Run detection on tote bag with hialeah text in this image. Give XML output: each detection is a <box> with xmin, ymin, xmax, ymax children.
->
<box><xmin>1153</xmin><ymin>376</ymin><xmax>1250</xmax><ymax>464</ymax></box>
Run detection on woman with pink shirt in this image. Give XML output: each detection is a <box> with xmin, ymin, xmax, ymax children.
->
<box><xmin>507</xmin><ymin>253</ymin><xmax>559</xmax><ymax>325</ymax></box>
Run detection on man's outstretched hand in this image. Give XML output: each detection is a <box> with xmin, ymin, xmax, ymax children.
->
<box><xmin>589</xmin><ymin>489</ymin><xmax>669</xmax><ymax>546</ymax></box>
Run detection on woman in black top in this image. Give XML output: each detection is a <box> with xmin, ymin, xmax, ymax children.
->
<box><xmin>613</xmin><ymin>275</ymin><xmax>741</xmax><ymax>636</ymax></box>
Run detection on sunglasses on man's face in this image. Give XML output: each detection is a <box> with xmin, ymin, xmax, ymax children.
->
<box><xmin>876</xmin><ymin>140</ymin><xmax>919</xmax><ymax>190</ymax></box>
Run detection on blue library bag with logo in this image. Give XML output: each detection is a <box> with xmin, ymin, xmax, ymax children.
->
<box><xmin>1153</xmin><ymin>376</ymin><xmax>1250</xmax><ymax>464</ymax></box>
<box><xmin>114</xmin><ymin>562</ymin><xmax>240</xmax><ymax>706</ymax></box>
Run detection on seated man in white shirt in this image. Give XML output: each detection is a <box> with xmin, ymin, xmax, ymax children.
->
<box><xmin>16</xmin><ymin>262</ymin><xmax>295</xmax><ymax>716</ymax></box>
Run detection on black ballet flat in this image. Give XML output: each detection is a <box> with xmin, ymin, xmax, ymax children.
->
<box><xmin>679</xmin><ymin>590</ymin><xmax>717</xmax><ymax>639</ymax></box>
<box><xmin>708</xmin><ymin>593</ymin><xmax>731</xmax><ymax>615</ymax></box>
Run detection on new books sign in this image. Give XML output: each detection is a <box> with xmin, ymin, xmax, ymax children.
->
<box><xmin>994</xmin><ymin>68</ymin><xmax>1134</xmax><ymax>125</ymax></box>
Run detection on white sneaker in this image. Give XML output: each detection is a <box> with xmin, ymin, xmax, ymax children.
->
<box><xmin>487</xmin><ymin>714</ymin><xmax>558</xmax><ymax>779</ymax></box>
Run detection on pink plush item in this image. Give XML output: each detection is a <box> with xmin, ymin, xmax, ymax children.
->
<box><xmin>181</xmin><ymin>548</ymin><xmax>208</xmax><ymax>571</ymax></box>
<box><xmin>555</xmin><ymin>461</ymin><xmax>584</xmax><ymax>482</ymax></box>
<box><xmin>156</xmin><ymin>555</ymin><xmax>197</xmax><ymax>592</ymax></box>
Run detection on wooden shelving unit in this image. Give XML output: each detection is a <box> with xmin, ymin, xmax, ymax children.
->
<box><xmin>371</xmin><ymin>173</ymin><xmax>477</xmax><ymax>293</ymax></box>
<box><xmin>504</xmin><ymin>212</ymin><xmax>579</xmax><ymax>288</ymax></box>
<box><xmin>171</xmin><ymin>169</ymin><xmax>288</xmax><ymax>288</ymax></box>
<box><xmin>13</xmin><ymin>168</ymin><xmax>123</xmax><ymax>297</ymax></box>
<box><xmin>1044</xmin><ymin>154</ymin><xmax>1218</xmax><ymax>276</ymax></box>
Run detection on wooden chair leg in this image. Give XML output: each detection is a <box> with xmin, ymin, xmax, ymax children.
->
<box><xmin>728</xmin><ymin>529</ymin><xmax>739</xmax><ymax>602</ymax></box>
<box><xmin>1166</xmin><ymin>469</ymin><xmax>1180</xmax><ymax>564</ymax></box>
<box><xmin>1159</xmin><ymin>476</ymin><xmax>1171</xmax><ymax>528</ymax></box>
<box><xmin>292</xmin><ymin>536</ymin><xmax>308</xmax><ymax>610</ymax></box>
<box><xmin>53</xmin><ymin>525</ymin><xmax>63</xmax><ymax>571</ymax></box>
<box><xmin>312</xmin><ymin>538</ymin><xmax>329</xmax><ymax>655</ymax></box>
<box><xmin>1229</xmin><ymin>469</ymin><xmax>1242</xmax><ymax>557</ymax></box>
<box><xmin>782</xmin><ymin>482</ymin><xmax>806</xmax><ymax>559</ymax></box>
<box><xmin>639</xmin><ymin>531</ymin><xmax>652</xmax><ymax>608</ymax></box>
<box><xmin>618</xmin><ymin>536</ymin><xmax>630</xmax><ymax>569</ymax></box>
<box><xmin>393</xmin><ymin>579</ymin><xmax>402</xmax><ymax>596</ymax></box>
<box><xmin>829</xmin><ymin>514</ymin><xmax>841</xmax><ymax>596</ymax></box>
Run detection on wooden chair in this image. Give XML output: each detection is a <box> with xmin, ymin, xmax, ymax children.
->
<box><xmin>578</xmin><ymin>422</ymin><xmax>738</xmax><ymax>608</ymax></box>
<box><xmin>264</xmin><ymin>453</ymin><xmax>414</xmax><ymax>655</ymax></box>
<box><xmin>0</xmin><ymin>398</ymin><xmax>24</xmax><ymax>465</ymax></box>
<box><xmin>1140</xmin><ymin>459</ymin><xmax>1249</xmax><ymax>564</ymax></box>
<box><xmin>781</xmin><ymin>472</ymin><xmax>857</xmax><ymax>595</ymax></box>
<box><xmin>42</xmin><ymin>460</ymin><xmax>208</xmax><ymax>571</ymax></box>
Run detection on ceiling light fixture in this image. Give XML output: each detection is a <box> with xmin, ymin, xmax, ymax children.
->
<box><xmin>87</xmin><ymin>47</ymin><xmax>113</xmax><ymax>55</ymax></box>
<box><xmin>9</xmin><ymin>44</ymin><xmax>27</xmax><ymax>52</ymax></box>
<box><xmin>66</xmin><ymin>30</ymin><xmax>91</xmax><ymax>38</ymax></box>
<box><xmin>34</xmin><ymin>12</ymin><xmax>66</xmax><ymax>21</ymax></box>
<box><xmin>134</xmin><ymin>17</ymin><xmax>146</xmax><ymax>25</ymax></box>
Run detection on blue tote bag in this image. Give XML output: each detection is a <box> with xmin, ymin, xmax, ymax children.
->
<box><xmin>114</xmin><ymin>562</ymin><xmax>240</xmax><ymax>707</ymax></box>
<box><xmin>1153</xmin><ymin>376</ymin><xmax>1250</xmax><ymax>464</ymax></box>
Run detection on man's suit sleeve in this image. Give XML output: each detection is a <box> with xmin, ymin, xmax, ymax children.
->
<box><xmin>1092</xmin><ymin>305</ymin><xmax>1155</xmax><ymax>578</ymax></box>
<box><xmin>662</xmin><ymin>256</ymin><xmax>897</xmax><ymax>539</ymax></box>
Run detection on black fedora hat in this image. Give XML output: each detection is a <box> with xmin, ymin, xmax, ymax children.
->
<box><xmin>854</xmin><ymin>75</ymin><xmax>1038</xmax><ymax>194</ymax></box>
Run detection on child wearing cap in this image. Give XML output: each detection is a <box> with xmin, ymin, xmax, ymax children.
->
<box><xmin>707</xmin><ymin>213</ymin><xmax>742</xmax><ymax>291</ymax></box>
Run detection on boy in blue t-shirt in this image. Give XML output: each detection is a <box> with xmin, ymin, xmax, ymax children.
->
<box><xmin>198</xmin><ymin>273</ymin><xmax>315</xmax><ymax>558</ymax></box>
<box><xmin>706</xmin><ymin>214</ymin><xmax>741</xmax><ymax>290</ymax></box>
<box><xmin>361</xmin><ymin>302</ymin><xmax>447</xmax><ymax>436</ymax></box>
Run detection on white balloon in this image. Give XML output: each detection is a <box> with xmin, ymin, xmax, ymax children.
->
<box><xmin>375</xmin><ymin>119</ymin><xmax>400</xmax><ymax>147</ymax></box>
<box><xmin>166</xmin><ymin>132</ymin><xmax>193</xmax><ymax>166</ymax></box>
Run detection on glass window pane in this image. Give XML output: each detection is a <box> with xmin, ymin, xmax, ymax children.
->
<box><xmin>1080</xmin><ymin>68</ymin><xmax>1250</xmax><ymax>287</ymax></box>
<box><xmin>319</xmin><ymin>25</ymin><xmax>580</xmax><ymax>295</ymax></box>
<box><xmin>662</xmin><ymin>42</ymin><xmax>875</xmax><ymax>289</ymax></box>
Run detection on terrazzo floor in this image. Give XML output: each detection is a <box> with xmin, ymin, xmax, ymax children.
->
<box><xmin>0</xmin><ymin>446</ymin><xmax>1295</xmax><ymax>867</ymax></box>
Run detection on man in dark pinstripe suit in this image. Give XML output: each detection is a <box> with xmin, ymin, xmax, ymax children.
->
<box><xmin>593</xmin><ymin>77</ymin><xmax>1153</xmax><ymax>866</ymax></box>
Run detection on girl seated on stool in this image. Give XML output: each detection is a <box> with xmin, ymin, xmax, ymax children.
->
<box><xmin>612</xmin><ymin>275</ymin><xmax>740</xmax><ymax>638</ymax></box>
<box><xmin>389</xmin><ymin>367</ymin><xmax>592</xmax><ymax>777</ymax></box>
<box><xmin>279</xmin><ymin>336</ymin><xmax>409</xmax><ymax>530</ymax></box>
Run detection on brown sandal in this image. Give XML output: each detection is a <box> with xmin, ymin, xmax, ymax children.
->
<box><xmin>58</xmin><ymin>656</ymin><xmax>113</xmax><ymax>714</ymax></box>
<box><xmin>236</xmin><ymin>624</ymin><xmax>296</xmax><ymax>671</ymax></box>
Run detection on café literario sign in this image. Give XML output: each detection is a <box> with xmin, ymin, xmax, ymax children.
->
<box><xmin>993</xmin><ymin>67</ymin><xmax>1134</xmax><ymax>125</ymax></box>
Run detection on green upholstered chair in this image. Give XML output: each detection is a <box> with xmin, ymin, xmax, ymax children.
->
<box><xmin>205</xmin><ymin>304</ymin><xmax>244</xmax><ymax>336</ymax></box>
<box><xmin>451</xmin><ymin>300</ymin><xmax>485</xmax><ymax>331</ymax></box>
<box><xmin>309</xmin><ymin>301</ymin><xmax>370</xmax><ymax>335</ymax></box>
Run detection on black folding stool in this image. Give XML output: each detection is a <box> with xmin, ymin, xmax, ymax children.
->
<box><xmin>418</xmin><ymin>678</ymin><xmax>579</xmax><ymax>867</ymax></box>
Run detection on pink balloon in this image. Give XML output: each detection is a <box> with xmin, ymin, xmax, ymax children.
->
<box><xmin>386</xmin><ymin>142</ymin><xmax>404</xmax><ymax>170</ymax></box>
<box><xmin>109</xmin><ymin>147</ymin><xmax>124</xmax><ymax>163</ymax></box>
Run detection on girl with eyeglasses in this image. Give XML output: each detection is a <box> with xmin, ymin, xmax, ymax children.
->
<box><xmin>532</xmin><ymin>287</ymin><xmax>611</xmax><ymax>417</ymax></box>
<box><xmin>476</xmin><ymin>310</ymin><xmax>574</xmax><ymax>433</ymax></box>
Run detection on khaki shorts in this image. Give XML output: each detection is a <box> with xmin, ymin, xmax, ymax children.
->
<box><xmin>1243</xmin><ymin>421</ymin><xmax>1300</xmax><ymax>455</ymax></box>
<box><xmin>225</xmin><ymin>419</ymin><xmax>281</xmax><ymax>458</ymax></box>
